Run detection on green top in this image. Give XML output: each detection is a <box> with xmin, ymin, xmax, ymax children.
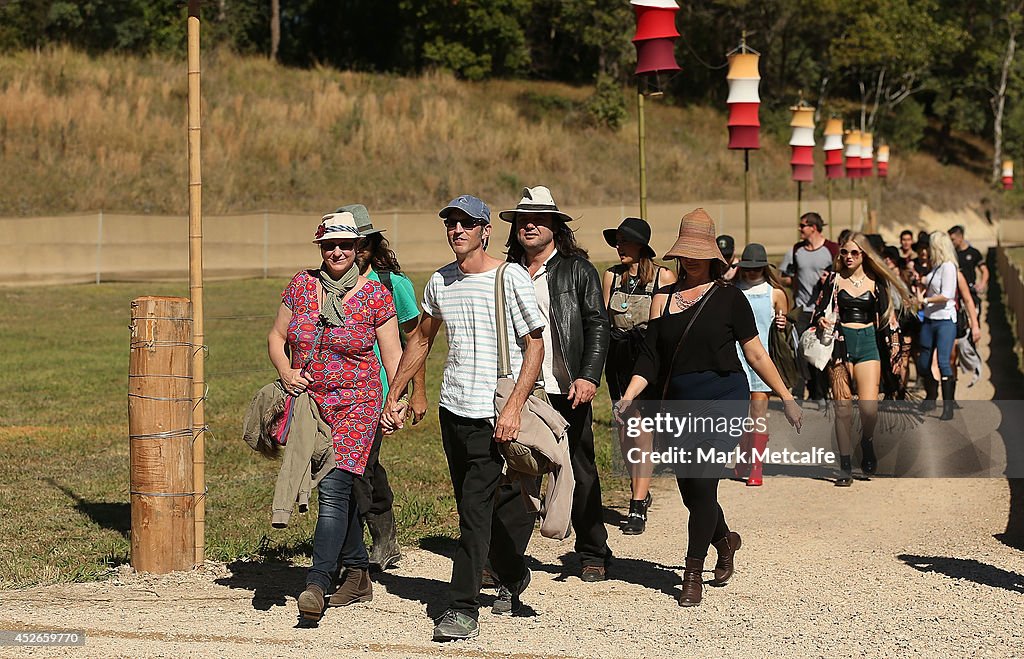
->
<box><xmin>367</xmin><ymin>269</ymin><xmax>419</xmax><ymax>399</ymax></box>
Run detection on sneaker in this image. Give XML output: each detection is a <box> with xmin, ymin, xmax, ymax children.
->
<box><xmin>491</xmin><ymin>568</ymin><xmax>531</xmax><ymax>615</ymax></box>
<box><xmin>580</xmin><ymin>564</ymin><xmax>607</xmax><ymax>582</ymax></box>
<box><xmin>432</xmin><ymin>609</ymin><xmax>479</xmax><ymax>641</ymax></box>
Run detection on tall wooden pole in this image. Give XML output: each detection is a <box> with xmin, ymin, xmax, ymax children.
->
<box><xmin>797</xmin><ymin>181</ymin><xmax>803</xmax><ymax>221</ymax></box>
<box><xmin>187</xmin><ymin>0</ymin><xmax>206</xmax><ymax>566</ymax></box>
<box><xmin>827</xmin><ymin>180</ymin><xmax>834</xmax><ymax>240</ymax></box>
<box><xmin>744</xmin><ymin>149</ymin><xmax>751</xmax><ymax>245</ymax></box>
<box><xmin>129</xmin><ymin>297</ymin><xmax>196</xmax><ymax>573</ymax></box>
<box><xmin>849</xmin><ymin>179</ymin><xmax>855</xmax><ymax>230</ymax></box>
<box><xmin>637</xmin><ymin>88</ymin><xmax>647</xmax><ymax>220</ymax></box>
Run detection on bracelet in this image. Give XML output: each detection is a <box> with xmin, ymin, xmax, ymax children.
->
<box><xmin>397</xmin><ymin>393</ymin><xmax>410</xmax><ymax>404</ymax></box>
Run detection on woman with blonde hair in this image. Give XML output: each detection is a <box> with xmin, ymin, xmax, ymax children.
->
<box><xmin>813</xmin><ymin>232</ymin><xmax>912</xmax><ymax>486</ymax></box>
<box><xmin>916</xmin><ymin>230</ymin><xmax>960</xmax><ymax>419</ymax></box>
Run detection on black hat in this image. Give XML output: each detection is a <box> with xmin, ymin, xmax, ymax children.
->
<box><xmin>737</xmin><ymin>243</ymin><xmax>771</xmax><ymax>268</ymax></box>
<box><xmin>603</xmin><ymin>218</ymin><xmax>656</xmax><ymax>259</ymax></box>
<box><xmin>716</xmin><ymin>234</ymin><xmax>736</xmax><ymax>260</ymax></box>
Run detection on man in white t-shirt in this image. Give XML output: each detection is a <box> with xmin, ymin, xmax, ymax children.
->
<box><xmin>382</xmin><ymin>194</ymin><xmax>545</xmax><ymax>642</ymax></box>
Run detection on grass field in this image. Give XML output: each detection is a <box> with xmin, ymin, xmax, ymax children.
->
<box><xmin>0</xmin><ymin>271</ymin><xmax>625</xmax><ymax>588</ymax></box>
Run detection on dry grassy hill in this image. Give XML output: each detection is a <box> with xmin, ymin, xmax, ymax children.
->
<box><xmin>0</xmin><ymin>46</ymin><xmax>1011</xmax><ymax>222</ymax></box>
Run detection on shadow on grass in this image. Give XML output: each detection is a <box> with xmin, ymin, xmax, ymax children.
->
<box><xmin>46</xmin><ymin>478</ymin><xmax>130</xmax><ymax>538</ymax></box>
<box><xmin>899</xmin><ymin>554</ymin><xmax>1024</xmax><ymax>594</ymax></box>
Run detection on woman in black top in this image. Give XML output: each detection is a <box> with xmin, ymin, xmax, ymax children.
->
<box><xmin>602</xmin><ymin>217</ymin><xmax>677</xmax><ymax>535</ymax></box>
<box><xmin>614</xmin><ymin>209</ymin><xmax>801</xmax><ymax>608</ymax></box>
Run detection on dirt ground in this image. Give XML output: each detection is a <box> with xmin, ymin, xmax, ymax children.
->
<box><xmin>1</xmin><ymin>474</ymin><xmax>1022</xmax><ymax>659</ymax></box>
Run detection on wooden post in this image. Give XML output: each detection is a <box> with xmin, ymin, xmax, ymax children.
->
<box><xmin>637</xmin><ymin>88</ymin><xmax>647</xmax><ymax>220</ymax></box>
<box><xmin>827</xmin><ymin>180</ymin><xmax>834</xmax><ymax>240</ymax></box>
<box><xmin>850</xmin><ymin>179</ymin><xmax>856</xmax><ymax>230</ymax></box>
<box><xmin>797</xmin><ymin>181</ymin><xmax>803</xmax><ymax>222</ymax></box>
<box><xmin>187</xmin><ymin>0</ymin><xmax>207</xmax><ymax>566</ymax></box>
<box><xmin>744</xmin><ymin>149</ymin><xmax>751</xmax><ymax>245</ymax></box>
<box><xmin>129</xmin><ymin>296</ymin><xmax>195</xmax><ymax>573</ymax></box>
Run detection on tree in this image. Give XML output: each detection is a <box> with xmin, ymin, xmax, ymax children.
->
<box><xmin>828</xmin><ymin>0</ymin><xmax>964</xmax><ymax>132</ymax></box>
<box><xmin>270</xmin><ymin>0</ymin><xmax>279</xmax><ymax>61</ymax></box>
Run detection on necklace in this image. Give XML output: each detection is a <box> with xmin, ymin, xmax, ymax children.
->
<box><xmin>672</xmin><ymin>282</ymin><xmax>712</xmax><ymax>311</ymax></box>
<box><xmin>850</xmin><ymin>274</ymin><xmax>867</xmax><ymax>288</ymax></box>
<box><xmin>619</xmin><ymin>272</ymin><xmax>641</xmax><ymax>309</ymax></box>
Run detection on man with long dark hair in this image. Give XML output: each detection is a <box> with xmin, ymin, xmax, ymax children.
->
<box><xmin>492</xmin><ymin>186</ymin><xmax>611</xmax><ymax>599</ymax></box>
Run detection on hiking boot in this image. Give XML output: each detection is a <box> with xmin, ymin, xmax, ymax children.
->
<box><xmin>366</xmin><ymin>510</ymin><xmax>402</xmax><ymax>572</ymax></box>
<box><xmin>621</xmin><ymin>492</ymin><xmax>652</xmax><ymax>535</ymax></box>
<box><xmin>297</xmin><ymin>583</ymin><xmax>325</xmax><ymax>621</ymax></box>
<box><xmin>432</xmin><ymin>609</ymin><xmax>479</xmax><ymax>641</ymax></box>
<box><xmin>710</xmin><ymin>531</ymin><xmax>742</xmax><ymax>586</ymax></box>
<box><xmin>491</xmin><ymin>568</ymin><xmax>531</xmax><ymax>615</ymax></box>
<box><xmin>678</xmin><ymin>557</ymin><xmax>704</xmax><ymax>607</ymax></box>
<box><xmin>327</xmin><ymin>568</ymin><xmax>373</xmax><ymax>607</ymax></box>
<box><xmin>580</xmin><ymin>564</ymin><xmax>607</xmax><ymax>582</ymax></box>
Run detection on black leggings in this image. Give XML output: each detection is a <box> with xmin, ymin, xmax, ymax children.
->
<box><xmin>677</xmin><ymin>477</ymin><xmax>730</xmax><ymax>559</ymax></box>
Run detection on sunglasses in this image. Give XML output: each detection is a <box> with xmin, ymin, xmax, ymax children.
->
<box><xmin>799</xmin><ymin>223</ymin><xmax>813</xmax><ymax>229</ymax></box>
<box><xmin>319</xmin><ymin>241</ymin><xmax>356</xmax><ymax>252</ymax></box>
<box><xmin>840</xmin><ymin>248</ymin><xmax>862</xmax><ymax>257</ymax></box>
<box><xmin>442</xmin><ymin>217</ymin><xmax>487</xmax><ymax>230</ymax></box>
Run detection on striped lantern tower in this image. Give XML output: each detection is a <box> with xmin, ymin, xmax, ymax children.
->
<box><xmin>789</xmin><ymin>102</ymin><xmax>815</xmax><ymax>220</ymax></box>
<box><xmin>1002</xmin><ymin>160</ymin><xmax>1014</xmax><ymax>190</ymax></box>
<box><xmin>876</xmin><ymin>144</ymin><xmax>890</xmax><ymax>178</ymax></box>
<box><xmin>631</xmin><ymin>0</ymin><xmax>681</xmax><ymax>219</ymax></box>
<box><xmin>726</xmin><ymin>35</ymin><xmax>761</xmax><ymax>243</ymax></box>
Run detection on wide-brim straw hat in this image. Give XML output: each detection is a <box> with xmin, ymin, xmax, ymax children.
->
<box><xmin>663</xmin><ymin>208</ymin><xmax>728</xmax><ymax>264</ymax></box>
<box><xmin>313</xmin><ymin>211</ymin><xmax>363</xmax><ymax>243</ymax></box>
<box><xmin>498</xmin><ymin>185</ymin><xmax>574</xmax><ymax>224</ymax></box>
<box><xmin>603</xmin><ymin>217</ymin><xmax>656</xmax><ymax>259</ymax></box>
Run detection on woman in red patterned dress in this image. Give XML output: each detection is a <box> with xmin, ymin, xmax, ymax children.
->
<box><xmin>267</xmin><ymin>211</ymin><xmax>401</xmax><ymax>621</ymax></box>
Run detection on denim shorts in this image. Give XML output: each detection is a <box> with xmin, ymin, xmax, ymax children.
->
<box><xmin>839</xmin><ymin>325</ymin><xmax>880</xmax><ymax>364</ymax></box>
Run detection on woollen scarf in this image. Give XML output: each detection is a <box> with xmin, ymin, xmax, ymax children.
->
<box><xmin>318</xmin><ymin>262</ymin><xmax>359</xmax><ymax>327</ymax></box>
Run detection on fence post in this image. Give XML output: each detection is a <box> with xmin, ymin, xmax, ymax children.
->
<box><xmin>95</xmin><ymin>209</ymin><xmax>104</xmax><ymax>284</ymax></box>
<box><xmin>129</xmin><ymin>296</ymin><xmax>196</xmax><ymax>573</ymax></box>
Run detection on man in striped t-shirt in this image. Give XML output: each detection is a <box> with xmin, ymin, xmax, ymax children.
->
<box><xmin>382</xmin><ymin>194</ymin><xmax>545</xmax><ymax>642</ymax></box>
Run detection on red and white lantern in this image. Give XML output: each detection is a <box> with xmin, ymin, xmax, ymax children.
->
<box><xmin>1002</xmin><ymin>159</ymin><xmax>1014</xmax><ymax>190</ymax></box>
<box><xmin>876</xmin><ymin>144</ymin><xmax>890</xmax><ymax>178</ymax></box>
<box><xmin>631</xmin><ymin>0</ymin><xmax>681</xmax><ymax>77</ymax></box>
<box><xmin>845</xmin><ymin>130</ymin><xmax>862</xmax><ymax>178</ymax></box>
<box><xmin>824</xmin><ymin>118</ymin><xmax>845</xmax><ymax>180</ymax></box>
<box><xmin>860</xmin><ymin>132</ymin><xmax>874</xmax><ymax>179</ymax></box>
<box><xmin>726</xmin><ymin>52</ymin><xmax>760</xmax><ymax>150</ymax></box>
<box><xmin>789</xmin><ymin>104</ymin><xmax>815</xmax><ymax>182</ymax></box>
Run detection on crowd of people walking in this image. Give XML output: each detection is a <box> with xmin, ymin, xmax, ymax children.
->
<box><xmin>246</xmin><ymin>191</ymin><xmax>989</xmax><ymax>640</ymax></box>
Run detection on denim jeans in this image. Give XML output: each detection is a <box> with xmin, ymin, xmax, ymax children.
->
<box><xmin>306</xmin><ymin>467</ymin><xmax>368</xmax><ymax>592</ymax></box>
<box><xmin>918</xmin><ymin>317</ymin><xmax>956</xmax><ymax>378</ymax></box>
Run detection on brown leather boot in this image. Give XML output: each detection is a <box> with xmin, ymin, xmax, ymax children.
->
<box><xmin>678</xmin><ymin>557</ymin><xmax>704</xmax><ymax>607</ymax></box>
<box><xmin>710</xmin><ymin>531</ymin><xmax>742</xmax><ymax>585</ymax></box>
<box><xmin>297</xmin><ymin>583</ymin><xmax>325</xmax><ymax>621</ymax></box>
<box><xmin>329</xmin><ymin>568</ymin><xmax>373</xmax><ymax>607</ymax></box>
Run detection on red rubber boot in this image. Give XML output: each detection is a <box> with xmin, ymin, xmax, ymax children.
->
<box><xmin>746</xmin><ymin>432</ymin><xmax>769</xmax><ymax>487</ymax></box>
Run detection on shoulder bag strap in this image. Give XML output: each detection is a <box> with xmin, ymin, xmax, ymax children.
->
<box><xmin>493</xmin><ymin>262</ymin><xmax>512</xmax><ymax>378</ymax></box>
<box><xmin>660</xmin><ymin>283</ymin><xmax>719</xmax><ymax>400</ymax></box>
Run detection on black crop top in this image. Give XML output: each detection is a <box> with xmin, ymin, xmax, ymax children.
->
<box><xmin>838</xmin><ymin>289</ymin><xmax>876</xmax><ymax>324</ymax></box>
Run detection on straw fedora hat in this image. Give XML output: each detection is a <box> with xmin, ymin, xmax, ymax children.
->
<box><xmin>313</xmin><ymin>211</ymin><xmax>363</xmax><ymax>243</ymax></box>
<box><xmin>498</xmin><ymin>186</ymin><xmax>574</xmax><ymax>224</ymax></box>
<box><xmin>663</xmin><ymin>208</ymin><xmax>728</xmax><ymax>264</ymax></box>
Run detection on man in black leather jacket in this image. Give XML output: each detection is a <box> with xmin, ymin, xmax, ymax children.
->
<box><xmin>490</xmin><ymin>186</ymin><xmax>612</xmax><ymax>593</ymax></box>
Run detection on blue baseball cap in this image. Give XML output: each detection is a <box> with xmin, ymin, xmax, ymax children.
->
<box><xmin>439</xmin><ymin>195</ymin><xmax>491</xmax><ymax>225</ymax></box>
